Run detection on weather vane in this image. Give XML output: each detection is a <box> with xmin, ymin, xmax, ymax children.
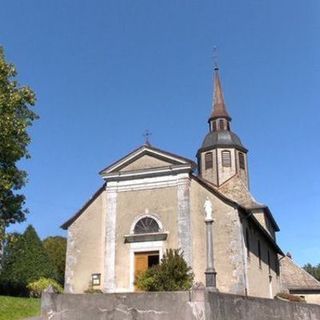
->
<box><xmin>213</xmin><ymin>46</ymin><xmax>219</xmax><ymax>70</ymax></box>
<box><xmin>143</xmin><ymin>129</ymin><xmax>152</xmax><ymax>146</ymax></box>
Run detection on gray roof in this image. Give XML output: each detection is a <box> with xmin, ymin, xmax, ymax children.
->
<box><xmin>201</xmin><ymin>130</ymin><xmax>247</xmax><ymax>151</ymax></box>
<box><xmin>281</xmin><ymin>256</ymin><xmax>320</xmax><ymax>291</ymax></box>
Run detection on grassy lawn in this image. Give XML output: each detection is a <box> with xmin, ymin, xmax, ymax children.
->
<box><xmin>0</xmin><ymin>296</ymin><xmax>40</xmax><ymax>320</ymax></box>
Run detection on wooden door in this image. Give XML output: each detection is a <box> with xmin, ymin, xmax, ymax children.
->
<box><xmin>134</xmin><ymin>251</ymin><xmax>159</xmax><ymax>291</ymax></box>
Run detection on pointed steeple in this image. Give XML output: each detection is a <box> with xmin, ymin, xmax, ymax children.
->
<box><xmin>210</xmin><ymin>66</ymin><xmax>231</xmax><ymax>122</ymax></box>
<box><xmin>197</xmin><ymin>63</ymin><xmax>249</xmax><ymax>188</ymax></box>
<box><xmin>208</xmin><ymin>66</ymin><xmax>232</xmax><ymax>132</ymax></box>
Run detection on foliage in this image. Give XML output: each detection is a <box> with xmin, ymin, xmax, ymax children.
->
<box><xmin>136</xmin><ymin>249</ymin><xmax>194</xmax><ymax>291</ymax></box>
<box><xmin>276</xmin><ymin>292</ymin><xmax>305</xmax><ymax>303</ymax></box>
<box><xmin>0</xmin><ymin>296</ymin><xmax>40</xmax><ymax>320</ymax></box>
<box><xmin>0</xmin><ymin>225</ymin><xmax>58</xmax><ymax>296</ymax></box>
<box><xmin>43</xmin><ymin>236</ymin><xmax>67</xmax><ymax>285</ymax></box>
<box><xmin>303</xmin><ymin>263</ymin><xmax>320</xmax><ymax>281</ymax></box>
<box><xmin>27</xmin><ymin>277</ymin><xmax>63</xmax><ymax>297</ymax></box>
<box><xmin>84</xmin><ymin>288</ymin><xmax>103</xmax><ymax>294</ymax></box>
<box><xmin>84</xmin><ymin>281</ymin><xmax>103</xmax><ymax>294</ymax></box>
<box><xmin>0</xmin><ymin>46</ymin><xmax>38</xmax><ymax>230</ymax></box>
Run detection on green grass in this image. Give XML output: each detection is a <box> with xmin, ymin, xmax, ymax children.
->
<box><xmin>0</xmin><ymin>296</ymin><xmax>40</xmax><ymax>320</ymax></box>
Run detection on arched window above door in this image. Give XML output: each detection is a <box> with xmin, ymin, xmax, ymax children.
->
<box><xmin>124</xmin><ymin>215</ymin><xmax>167</xmax><ymax>243</ymax></box>
<box><xmin>134</xmin><ymin>217</ymin><xmax>160</xmax><ymax>234</ymax></box>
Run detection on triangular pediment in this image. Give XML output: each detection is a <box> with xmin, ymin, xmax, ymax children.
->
<box><xmin>99</xmin><ymin>145</ymin><xmax>196</xmax><ymax>176</ymax></box>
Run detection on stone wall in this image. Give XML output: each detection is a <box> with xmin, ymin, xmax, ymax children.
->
<box><xmin>41</xmin><ymin>289</ymin><xmax>320</xmax><ymax>320</ymax></box>
<box><xmin>64</xmin><ymin>190</ymin><xmax>105</xmax><ymax>294</ymax></box>
<box><xmin>208</xmin><ymin>291</ymin><xmax>320</xmax><ymax>320</ymax></box>
<box><xmin>41</xmin><ymin>290</ymin><xmax>205</xmax><ymax>320</ymax></box>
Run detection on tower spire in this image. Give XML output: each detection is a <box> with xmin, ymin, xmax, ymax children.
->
<box><xmin>197</xmin><ymin>62</ymin><xmax>249</xmax><ymax>188</ymax></box>
<box><xmin>210</xmin><ymin>66</ymin><xmax>231</xmax><ymax>121</ymax></box>
<box><xmin>208</xmin><ymin>65</ymin><xmax>231</xmax><ymax>132</ymax></box>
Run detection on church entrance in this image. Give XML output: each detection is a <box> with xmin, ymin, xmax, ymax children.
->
<box><xmin>134</xmin><ymin>251</ymin><xmax>159</xmax><ymax>291</ymax></box>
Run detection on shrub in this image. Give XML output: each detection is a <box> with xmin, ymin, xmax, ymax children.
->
<box><xmin>27</xmin><ymin>277</ymin><xmax>63</xmax><ymax>297</ymax></box>
<box><xmin>84</xmin><ymin>288</ymin><xmax>103</xmax><ymax>294</ymax></box>
<box><xmin>84</xmin><ymin>281</ymin><xmax>103</xmax><ymax>294</ymax></box>
<box><xmin>136</xmin><ymin>248</ymin><xmax>194</xmax><ymax>291</ymax></box>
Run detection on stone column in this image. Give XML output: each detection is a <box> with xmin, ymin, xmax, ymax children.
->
<box><xmin>204</xmin><ymin>198</ymin><xmax>217</xmax><ymax>289</ymax></box>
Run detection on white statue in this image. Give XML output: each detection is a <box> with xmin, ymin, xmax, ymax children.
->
<box><xmin>204</xmin><ymin>197</ymin><xmax>213</xmax><ymax>221</ymax></box>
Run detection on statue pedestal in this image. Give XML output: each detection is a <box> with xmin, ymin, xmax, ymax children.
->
<box><xmin>205</xmin><ymin>218</ymin><xmax>218</xmax><ymax>290</ymax></box>
<box><xmin>205</xmin><ymin>268</ymin><xmax>217</xmax><ymax>290</ymax></box>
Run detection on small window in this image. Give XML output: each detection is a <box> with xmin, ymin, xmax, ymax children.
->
<box><xmin>134</xmin><ymin>217</ymin><xmax>160</xmax><ymax>234</ymax></box>
<box><xmin>258</xmin><ymin>240</ymin><xmax>262</xmax><ymax>269</ymax></box>
<box><xmin>212</xmin><ymin>121</ymin><xmax>217</xmax><ymax>132</ymax></box>
<box><xmin>205</xmin><ymin>152</ymin><xmax>213</xmax><ymax>170</ymax></box>
<box><xmin>222</xmin><ymin>150</ymin><xmax>231</xmax><ymax>167</ymax></box>
<box><xmin>245</xmin><ymin>228</ymin><xmax>250</xmax><ymax>259</ymax></box>
<box><xmin>239</xmin><ymin>152</ymin><xmax>245</xmax><ymax>169</ymax></box>
<box><xmin>267</xmin><ymin>250</ymin><xmax>271</xmax><ymax>274</ymax></box>
<box><xmin>219</xmin><ymin>119</ymin><xmax>224</xmax><ymax>130</ymax></box>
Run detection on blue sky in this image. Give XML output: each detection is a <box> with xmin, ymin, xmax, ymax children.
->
<box><xmin>1</xmin><ymin>1</ymin><xmax>319</xmax><ymax>266</ymax></box>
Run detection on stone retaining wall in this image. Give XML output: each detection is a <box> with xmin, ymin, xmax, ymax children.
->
<box><xmin>41</xmin><ymin>289</ymin><xmax>320</xmax><ymax>320</ymax></box>
<box><xmin>208</xmin><ymin>291</ymin><xmax>320</xmax><ymax>320</ymax></box>
<box><xmin>41</xmin><ymin>290</ymin><xmax>205</xmax><ymax>320</ymax></box>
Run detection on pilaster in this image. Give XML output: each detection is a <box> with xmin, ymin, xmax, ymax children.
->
<box><xmin>104</xmin><ymin>187</ymin><xmax>117</xmax><ymax>292</ymax></box>
<box><xmin>177</xmin><ymin>176</ymin><xmax>192</xmax><ymax>266</ymax></box>
<box><xmin>64</xmin><ymin>228</ymin><xmax>76</xmax><ymax>293</ymax></box>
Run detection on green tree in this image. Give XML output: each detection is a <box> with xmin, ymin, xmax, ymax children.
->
<box><xmin>43</xmin><ymin>236</ymin><xmax>67</xmax><ymax>285</ymax></box>
<box><xmin>136</xmin><ymin>249</ymin><xmax>194</xmax><ymax>291</ymax></box>
<box><xmin>303</xmin><ymin>263</ymin><xmax>320</xmax><ymax>281</ymax></box>
<box><xmin>0</xmin><ymin>46</ymin><xmax>37</xmax><ymax>231</ymax></box>
<box><xmin>0</xmin><ymin>225</ymin><xmax>58</xmax><ymax>296</ymax></box>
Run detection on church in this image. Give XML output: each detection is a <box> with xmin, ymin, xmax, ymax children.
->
<box><xmin>61</xmin><ymin>66</ymin><xmax>319</xmax><ymax>301</ymax></box>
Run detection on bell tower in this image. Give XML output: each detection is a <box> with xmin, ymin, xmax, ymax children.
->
<box><xmin>197</xmin><ymin>66</ymin><xmax>249</xmax><ymax>188</ymax></box>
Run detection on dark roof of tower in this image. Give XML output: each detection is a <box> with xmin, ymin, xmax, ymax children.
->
<box><xmin>200</xmin><ymin>130</ymin><xmax>247</xmax><ymax>152</ymax></box>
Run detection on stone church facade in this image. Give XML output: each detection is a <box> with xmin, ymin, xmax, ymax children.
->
<box><xmin>62</xmin><ymin>67</ymin><xmax>290</xmax><ymax>298</ymax></box>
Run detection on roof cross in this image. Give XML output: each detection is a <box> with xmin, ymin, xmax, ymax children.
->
<box><xmin>143</xmin><ymin>129</ymin><xmax>152</xmax><ymax>146</ymax></box>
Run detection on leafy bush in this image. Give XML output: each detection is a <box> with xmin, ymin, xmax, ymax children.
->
<box><xmin>84</xmin><ymin>288</ymin><xmax>103</xmax><ymax>294</ymax></box>
<box><xmin>136</xmin><ymin>249</ymin><xmax>194</xmax><ymax>291</ymax></box>
<box><xmin>27</xmin><ymin>277</ymin><xmax>63</xmax><ymax>297</ymax></box>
